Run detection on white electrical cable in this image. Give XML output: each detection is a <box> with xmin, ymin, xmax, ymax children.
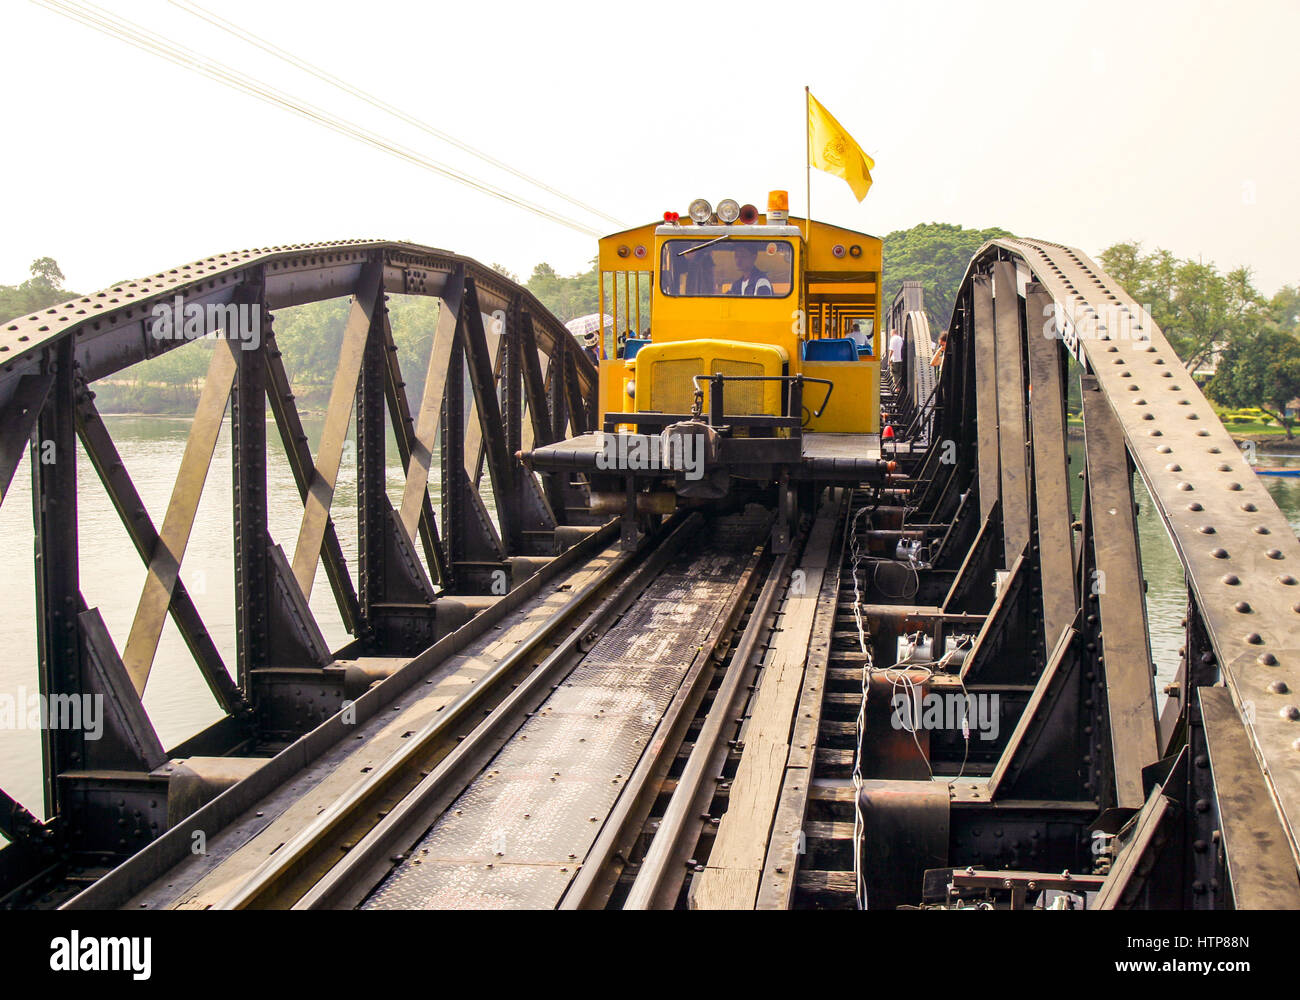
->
<box><xmin>168</xmin><ymin>0</ymin><xmax>627</xmax><ymax>229</ymax></box>
<box><xmin>32</xmin><ymin>0</ymin><xmax>605</xmax><ymax>237</ymax></box>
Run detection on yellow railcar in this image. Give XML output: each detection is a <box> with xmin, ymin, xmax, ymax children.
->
<box><xmin>530</xmin><ymin>191</ymin><xmax>895</xmax><ymax>548</ymax></box>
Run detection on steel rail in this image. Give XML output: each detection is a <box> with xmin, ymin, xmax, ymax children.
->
<box><xmin>621</xmin><ymin>523</ymin><xmax>809</xmax><ymax>909</ymax></box>
<box><xmin>293</xmin><ymin>513</ymin><xmax>708</xmax><ymax>910</ymax></box>
<box><xmin>208</xmin><ymin>528</ymin><xmax>662</xmax><ymax>909</ymax></box>
<box><xmin>558</xmin><ymin>539</ymin><xmax>771</xmax><ymax>909</ymax></box>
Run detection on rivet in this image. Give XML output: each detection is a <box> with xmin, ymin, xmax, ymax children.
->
<box><xmin>1260</xmin><ymin>652</ymin><xmax>1279</xmax><ymax>665</ymax></box>
<box><xmin>1282</xmin><ymin>706</ymin><xmax>1300</xmax><ymax>721</ymax></box>
<box><xmin>1280</xmin><ymin>575</ymin><xmax>1297</xmax><ymax>586</ymax></box>
<box><xmin>1198</xmin><ymin>524</ymin><xmax>1214</xmax><ymax>534</ymax></box>
<box><xmin>1187</xmin><ymin>502</ymin><xmax>1203</xmax><ymax>512</ymax></box>
<box><xmin>1256</xmin><ymin>525</ymin><xmax>1272</xmax><ymax>534</ymax></box>
<box><xmin>1235</xmin><ymin>601</ymin><xmax>1252</xmax><ymax>613</ymax></box>
<box><xmin>1178</xmin><ymin>482</ymin><xmax>1194</xmax><ymax>491</ymax></box>
<box><xmin>1245</xmin><ymin>632</ymin><xmax>1262</xmax><ymax>644</ymax></box>
<box><xmin>1267</xmin><ymin>549</ymin><xmax>1284</xmax><ymax>560</ymax></box>
<box><xmin>1167</xmin><ymin>463</ymin><xmax>1182</xmax><ymax>472</ymax></box>
<box><xmin>1270</xmin><ymin>681</ymin><xmax>1290</xmax><ymax>694</ymax></box>
<box><xmin>1242</xmin><ymin>502</ymin><xmax>1258</xmax><ymax>512</ymax></box>
<box><xmin>1222</xmin><ymin>574</ymin><xmax>1239</xmax><ymax>585</ymax></box>
<box><xmin>1211</xmin><ymin>548</ymin><xmax>1228</xmax><ymax>558</ymax></box>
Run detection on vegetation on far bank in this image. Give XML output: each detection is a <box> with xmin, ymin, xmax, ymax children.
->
<box><xmin>4</xmin><ymin>226</ymin><xmax>1297</xmax><ymax>425</ymax></box>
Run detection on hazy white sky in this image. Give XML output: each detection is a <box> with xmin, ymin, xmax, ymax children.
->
<box><xmin>3</xmin><ymin>0</ymin><xmax>1298</xmax><ymax>296</ymax></box>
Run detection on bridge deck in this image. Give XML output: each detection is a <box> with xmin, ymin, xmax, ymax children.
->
<box><xmin>126</xmin><ymin>546</ymin><xmax>624</xmax><ymax>910</ymax></box>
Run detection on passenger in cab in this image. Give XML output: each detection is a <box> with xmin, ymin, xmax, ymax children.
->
<box><xmin>731</xmin><ymin>243</ymin><xmax>773</xmax><ymax>296</ymax></box>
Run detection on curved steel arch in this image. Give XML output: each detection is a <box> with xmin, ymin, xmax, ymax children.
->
<box><xmin>0</xmin><ymin>241</ymin><xmax>601</xmax><ymax>895</ymax></box>
<box><xmin>0</xmin><ymin>240</ymin><xmax>594</xmax><ymax>393</ymax></box>
<box><xmin>913</xmin><ymin>236</ymin><xmax>1300</xmax><ymax>905</ymax></box>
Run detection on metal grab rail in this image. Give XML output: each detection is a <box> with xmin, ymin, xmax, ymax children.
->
<box><xmin>689</xmin><ymin>373</ymin><xmax>835</xmax><ymax>424</ymax></box>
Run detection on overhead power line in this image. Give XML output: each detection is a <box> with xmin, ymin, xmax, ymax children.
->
<box><xmin>31</xmin><ymin>0</ymin><xmax>604</xmax><ymax>237</ymax></box>
<box><xmin>169</xmin><ymin>0</ymin><xmax>627</xmax><ymax>230</ymax></box>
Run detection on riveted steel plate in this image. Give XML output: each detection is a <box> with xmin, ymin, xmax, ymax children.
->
<box><xmin>544</xmin><ymin>663</ymin><xmax>685</xmax><ymax>717</ymax></box>
<box><xmin>364</xmin><ymin>860</ymin><xmax>576</xmax><ymax>910</ymax></box>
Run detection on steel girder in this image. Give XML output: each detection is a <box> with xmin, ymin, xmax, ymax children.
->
<box><xmin>910</xmin><ymin>237</ymin><xmax>1300</xmax><ymax>907</ymax></box>
<box><xmin>0</xmin><ymin>241</ymin><xmax>598</xmax><ymax>901</ymax></box>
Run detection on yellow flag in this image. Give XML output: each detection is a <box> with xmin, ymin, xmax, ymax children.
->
<box><xmin>807</xmin><ymin>91</ymin><xmax>874</xmax><ymax>201</ymax></box>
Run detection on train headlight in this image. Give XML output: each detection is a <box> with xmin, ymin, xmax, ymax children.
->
<box><xmin>626</xmin><ymin>379</ymin><xmax>636</xmax><ymax>399</ymax></box>
<box><xmin>716</xmin><ymin>199</ymin><xmax>741</xmax><ymax>224</ymax></box>
<box><xmin>688</xmin><ymin>198</ymin><xmax>713</xmax><ymax>224</ymax></box>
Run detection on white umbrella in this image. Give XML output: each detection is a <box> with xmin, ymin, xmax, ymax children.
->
<box><xmin>565</xmin><ymin>313</ymin><xmax>614</xmax><ymax>339</ymax></box>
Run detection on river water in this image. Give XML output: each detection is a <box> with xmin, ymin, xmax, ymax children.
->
<box><xmin>1</xmin><ymin>417</ymin><xmax>1297</xmax><ymax>822</ymax></box>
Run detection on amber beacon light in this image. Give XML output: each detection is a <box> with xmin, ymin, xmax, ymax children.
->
<box><xmin>767</xmin><ymin>190</ymin><xmax>789</xmax><ymax>223</ymax></box>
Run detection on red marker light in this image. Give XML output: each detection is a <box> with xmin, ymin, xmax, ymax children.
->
<box><xmin>663</xmin><ymin>211</ymin><xmax>680</xmax><ymax>223</ymax></box>
<box><xmin>882</xmin><ymin>425</ymin><xmax>895</xmax><ymax>440</ymax></box>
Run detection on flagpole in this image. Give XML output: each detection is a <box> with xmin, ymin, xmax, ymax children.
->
<box><xmin>804</xmin><ymin>86</ymin><xmax>811</xmax><ymax>243</ymax></box>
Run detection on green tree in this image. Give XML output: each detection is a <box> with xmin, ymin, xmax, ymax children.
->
<box><xmin>1206</xmin><ymin>327</ymin><xmax>1300</xmax><ymax>438</ymax></box>
<box><xmin>0</xmin><ymin>256</ymin><xmax>77</xmax><ymax>322</ymax></box>
<box><xmin>1271</xmin><ymin>284</ymin><xmax>1300</xmax><ymax>334</ymax></box>
<box><xmin>1097</xmin><ymin>243</ymin><xmax>1268</xmax><ymax>374</ymax></box>
<box><xmin>881</xmin><ymin>223</ymin><xmax>1014</xmax><ymax>331</ymax></box>
<box><xmin>29</xmin><ymin>257</ymin><xmax>65</xmax><ymax>287</ymax></box>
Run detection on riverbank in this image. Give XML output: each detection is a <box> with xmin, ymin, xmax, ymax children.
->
<box><xmin>94</xmin><ymin>380</ymin><xmax>337</xmax><ymax>417</ymax></box>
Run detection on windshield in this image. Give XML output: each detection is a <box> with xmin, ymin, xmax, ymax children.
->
<box><xmin>659</xmin><ymin>239</ymin><xmax>795</xmax><ymax>298</ymax></box>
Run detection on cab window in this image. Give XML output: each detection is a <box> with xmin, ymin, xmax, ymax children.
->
<box><xmin>659</xmin><ymin>240</ymin><xmax>794</xmax><ymax>298</ymax></box>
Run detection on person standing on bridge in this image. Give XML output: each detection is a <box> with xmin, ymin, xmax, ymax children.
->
<box><xmin>888</xmin><ymin>327</ymin><xmax>905</xmax><ymax>387</ymax></box>
<box><xmin>930</xmin><ymin>331</ymin><xmax>947</xmax><ymax>372</ymax></box>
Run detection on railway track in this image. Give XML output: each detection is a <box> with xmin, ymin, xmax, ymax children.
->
<box><xmin>131</xmin><ymin>505</ymin><xmax>795</xmax><ymax>910</ymax></box>
<box><xmin>176</xmin><ymin>495</ymin><xmax>866</xmax><ymax>911</ymax></box>
<box><xmin>301</xmin><ymin>507</ymin><xmax>780</xmax><ymax>909</ymax></box>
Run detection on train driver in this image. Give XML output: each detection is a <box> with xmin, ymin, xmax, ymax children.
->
<box><xmin>731</xmin><ymin>243</ymin><xmax>773</xmax><ymax>296</ymax></box>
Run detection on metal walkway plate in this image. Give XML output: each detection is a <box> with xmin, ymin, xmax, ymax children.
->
<box><xmin>363</xmin><ymin>509</ymin><xmax>770</xmax><ymax>909</ymax></box>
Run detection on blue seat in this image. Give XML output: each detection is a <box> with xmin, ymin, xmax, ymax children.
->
<box><xmin>802</xmin><ymin>338</ymin><xmax>858</xmax><ymax>362</ymax></box>
<box><xmin>623</xmin><ymin>338</ymin><xmax>649</xmax><ymax>360</ymax></box>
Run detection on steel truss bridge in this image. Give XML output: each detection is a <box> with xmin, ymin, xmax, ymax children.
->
<box><xmin>0</xmin><ymin>235</ymin><xmax>1296</xmax><ymax>910</ymax></box>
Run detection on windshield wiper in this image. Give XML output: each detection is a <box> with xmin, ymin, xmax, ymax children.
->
<box><xmin>677</xmin><ymin>234</ymin><xmax>733</xmax><ymax>256</ymax></box>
